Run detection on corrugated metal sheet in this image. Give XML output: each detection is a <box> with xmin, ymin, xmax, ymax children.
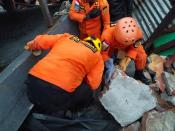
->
<box><xmin>132</xmin><ymin>0</ymin><xmax>173</xmax><ymax>43</ymax></box>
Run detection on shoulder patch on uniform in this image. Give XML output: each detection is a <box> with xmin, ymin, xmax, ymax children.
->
<box><xmin>69</xmin><ymin>36</ymin><xmax>80</xmax><ymax>43</ymax></box>
<box><xmin>79</xmin><ymin>5</ymin><xmax>85</xmax><ymax>11</ymax></box>
<box><xmin>69</xmin><ymin>35</ymin><xmax>97</xmax><ymax>53</ymax></box>
<box><xmin>75</xmin><ymin>0</ymin><xmax>80</xmax><ymax>11</ymax></box>
<box><xmin>80</xmin><ymin>41</ymin><xmax>98</xmax><ymax>53</ymax></box>
<box><xmin>133</xmin><ymin>40</ymin><xmax>142</xmax><ymax>48</ymax></box>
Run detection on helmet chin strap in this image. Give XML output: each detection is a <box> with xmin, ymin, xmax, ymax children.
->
<box><xmin>102</xmin><ymin>41</ymin><xmax>109</xmax><ymax>51</ymax></box>
<box><xmin>133</xmin><ymin>40</ymin><xmax>142</xmax><ymax>48</ymax></box>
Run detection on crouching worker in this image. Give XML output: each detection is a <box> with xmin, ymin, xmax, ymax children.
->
<box><xmin>101</xmin><ymin>17</ymin><xmax>150</xmax><ymax>85</ymax></box>
<box><xmin>25</xmin><ymin>33</ymin><xmax>104</xmax><ymax>113</ymax></box>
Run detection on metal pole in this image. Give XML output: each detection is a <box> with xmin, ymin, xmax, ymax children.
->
<box><xmin>38</xmin><ymin>0</ymin><xmax>53</xmax><ymax>27</ymax></box>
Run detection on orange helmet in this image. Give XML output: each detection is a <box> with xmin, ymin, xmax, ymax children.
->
<box><xmin>114</xmin><ymin>17</ymin><xmax>143</xmax><ymax>46</ymax></box>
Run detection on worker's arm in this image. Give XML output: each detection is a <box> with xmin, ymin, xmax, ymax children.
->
<box><xmin>26</xmin><ymin>34</ymin><xmax>62</xmax><ymax>50</ymax></box>
<box><xmin>101</xmin><ymin>49</ymin><xmax>110</xmax><ymax>61</ymax></box>
<box><xmin>86</xmin><ymin>54</ymin><xmax>104</xmax><ymax>90</ymax></box>
<box><xmin>119</xmin><ymin>56</ymin><xmax>131</xmax><ymax>71</ymax></box>
<box><xmin>126</xmin><ymin>45</ymin><xmax>138</xmax><ymax>60</ymax></box>
<box><xmin>117</xmin><ymin>45</ymin><xmax>138</xmax><ymax>71</ymax></box>
<box><xmin>100</xmin><ymin>0</ymin><xmax>110</xmax><ymax>30</ymax></box>
<box><xmin>69</xmin><ymin>0</ymin><xmax>86</xmax><ymax>23</ymax></box>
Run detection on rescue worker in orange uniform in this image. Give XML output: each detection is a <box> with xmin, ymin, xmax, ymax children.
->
<box><xmin>69</xmin><ymin>0</ymin><xmax>110</xmax><ymax>39</ymax></box>
<box><xmin>101</xmin><ymin>17</ymin><xmax>150</xmax><ymax>84</ymax></box>
<box><xmin>25</xmin><ymin>33</ymin><xmax>104</xmax><ymax>112</ymax></box>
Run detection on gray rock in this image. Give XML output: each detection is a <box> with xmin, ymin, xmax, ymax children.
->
<box><xmin>144</xmin><ymin>110</ymin><xmax>175</xmax><ymax>131</ymax></box>
<box><xmin>99</xmin><ymin>70</ymin><xmax>157</xmax><ymax>127</ymax></box>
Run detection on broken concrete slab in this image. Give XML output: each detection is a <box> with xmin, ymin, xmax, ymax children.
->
<box><xmin>141</xmin><ymin>110</ymin><xmax>175</xmax><ymax>131</ymax></box>
<box><xmin>163</xmin><ymin>72</ymin><xmax>175</xmax><ymax>95</ymax></box>
<box><xmin>122</xmin><ymin>121</ymin><xmax>140</xmax><ymax>131</ymax></box>
<box><xmin>99</xmin><ymin>70</ymin><xmax>157</xmax><ymax>127</ymax></box>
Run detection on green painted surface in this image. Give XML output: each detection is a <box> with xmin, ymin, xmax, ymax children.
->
<box><xmin>153</xmin><ymin>32</ymin><xmax>175</xmax><ymax>48</ymax></box>
<box><xmin>159</xmin><ymin>47</ymin><xmax>175</xmax><ymax>56</ymax></box>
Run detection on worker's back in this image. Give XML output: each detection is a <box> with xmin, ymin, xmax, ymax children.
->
<box><xmin>29</xmin><ymin>34</ymin><xmax>103</xmax><ymax>92</ymax></box>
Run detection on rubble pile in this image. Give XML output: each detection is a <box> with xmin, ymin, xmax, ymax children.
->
<box><xmin>100</xmin><ymin>54</ymin><xmax>175</xmax><ymax>131</ymax></box>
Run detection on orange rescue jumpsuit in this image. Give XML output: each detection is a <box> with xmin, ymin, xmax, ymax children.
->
<box><xmin>69</xmin><ymin>0</ymin><xmax>110</xmax><ymax>39</ymax></box>
<box><xmin>101</xmin><ymin>27</ymin><xmax>147</xmax><ymax>70</ymax></box>
<box><xmin>29</xmin><ymin>33</ymin><xmax>104</xmax><ymax>92</ymax></box>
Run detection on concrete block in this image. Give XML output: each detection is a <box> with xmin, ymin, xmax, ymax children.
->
<box><xmin>99</xmin><ymin>70</ymin><xmax>157</xmax><ymax>127</ymax></box>
<box><xmin>142</xmin><ymin>110</ymin><xmax>175</xmax><ymax>131</ymax></box>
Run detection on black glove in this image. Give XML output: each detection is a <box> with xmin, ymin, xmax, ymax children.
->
<box><xmin>86</xmin><ymin>8</ymin><xmax>101</xmax><ymax>19</ymax></box>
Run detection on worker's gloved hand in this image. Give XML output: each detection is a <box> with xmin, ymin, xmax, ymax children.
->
<box><xmin>24</xmin><ymin>40</ymin><xmax>42</xmax><ymax>56</ymax></box>
<box><xmin>86</xmin><ymin>8</ymin><xmax>101</xmax><ymax>19</ymax></box>
<box><xmin>24</xmin><ymin>40</ymin><xmax>36</xmax><ymax>51</ymax></box>
<box><xmin>119</xmin><ymin>56</ymin><xmax>131</xmax><ymax>71</ymax></box>
<box><xmin>104</xmin><ymin>58</ymin><xmax>115</xmax><ymax>85</ymax></box>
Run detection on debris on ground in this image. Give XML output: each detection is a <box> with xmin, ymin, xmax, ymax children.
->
<box><xmin>99</xmin><ymin>69</ymin><xmax>157</xmax><ymax>127</ymax></box>
<box><xmin>99</xmin><ymin>53</ymin><xmax>175</xmax><ymax>129</ymax></box>
<box><xmin>141</xmin><ymin>110</ymin><xmax>175</xmax><ymax>131</ymax></box>
<box><xmin>147</xmin><ymin>54</ymin><xmax>166</xmax><ymax>92</ymax></box>
<box><xmin>153</xmin><ymin>92</ymin><xmax>174</xmax><ymax>111</ymax></box>
<box><xmin>164</xmin><ymin>54</ymin><xmax>175</xmax><ymax>74</ymax></box>
<box><xmin>161</xmin><ymin>92</ymin><xmax>175</xmax><ymax>106</ymax></box>
<box><xmin>147</xmin><ymin>54</ymin><xmax>165</xmax><ymax>77</ymax></box>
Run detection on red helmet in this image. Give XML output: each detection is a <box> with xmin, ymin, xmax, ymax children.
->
<box><xmin>114</xmin><ymin>17</ymin><xmax>143</xmax><ymax>46</ymax></box>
